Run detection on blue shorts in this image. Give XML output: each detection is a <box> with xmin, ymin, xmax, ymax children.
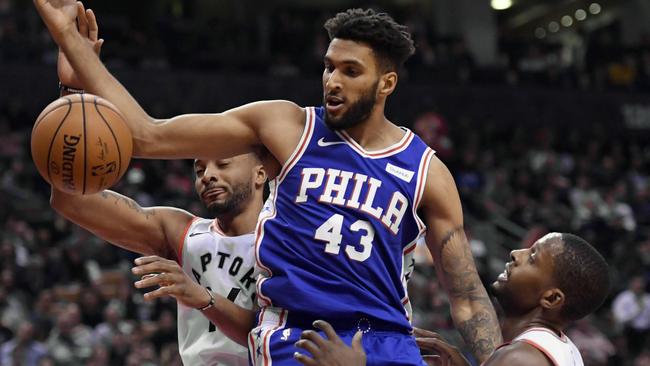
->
<box><xmin>248</xmin><ymin>307</ymin><xmax>426</xmax><ymax>366</ymax></box>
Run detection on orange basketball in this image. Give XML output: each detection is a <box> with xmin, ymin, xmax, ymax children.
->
<box><xmin>31</xmin><ymin>93</ymin><xmax>133</xmax><ymax>195</ymax></box>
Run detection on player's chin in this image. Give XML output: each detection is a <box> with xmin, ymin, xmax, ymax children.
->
<box><xmin>489</xmin><ymin>280</ymin><xmax>502</xmax><ymax>294</ymax></box>
<box><xmin>205</xmin><ymin>199</ymin><xmax>228</xmax><ymax>211</ymax></box>
<box><xmin>324</xmin><ymin>113</ymin><xmax>346</xmax><ymax>129</ymax></box>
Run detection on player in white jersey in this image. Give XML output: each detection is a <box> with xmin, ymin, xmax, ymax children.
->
<box><xmin>293</xmin><ymin>233</ymin><xmax>610</xmax><ymax>366</ymax></box>
<box><xmin>50</xmin><ymin>152</ymin><xmax>267</xmax><ymax>365</ymax></box>
<box><xmin>409</xmin><ymin>233</ymin><xmax>610</xmax><ymax>366</ymax></box>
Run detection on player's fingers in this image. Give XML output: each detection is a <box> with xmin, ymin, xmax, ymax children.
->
<box><xmin>142</xmin><ymin>284</ymin><xmax>174</xmax><ymax>301</ymax></box>
<box><xmin>312</xmin><ymin>320</ymin><xmax>341</xmax><ymax>344</ymax></box>
<box><xmin>294</xmin><ymin>339</ymin><xmax>323</xmax><ymax>359</ymax></box>
<box><xmin>134</xmin><ymin>272</ymin><xmax>178</xmax><ymax>289</ymax></box>
<box><xmin>76</xmin><ymin>2</ymin><xmax>88</xmax><ymax>37</ymax></box>
<box><xmin>132</xmin><ymin>261</ymin><xmax>180</xmax><ymax>277</ymax></box>
<box><xmin>416</xmin><ymin>338</ymin><xmax>456</xmax><ymax>357</ymax></box>
<box><xmin>299</xmin><ymin>330</ymin><xmax>328</xmax><ymax>349</ymax></box>
<box><xmin>93</xmin><ymin>39</ymin><xmax>104</xmax><ymax>56</ymax></box>
<box><xmin>416</xmin><ymin>337</ymin><xmax>441</xmax><ymax>352</ymax></box>
<box><xmin>422</xmin><ymin>355</ymin><xmax>442</xmax><ymax>366</ymax></box>
<box><xmin>413</xmin><ymin>327</ymin><xmax>442</xmax><ymax>339</ymax></box>
<box><xmin>293</xmin><ymin>352</ymin><xmax>318</xmax><ymax>366</ymax></box>
<box><xmin>86</xmin><ymin>9</ymin><xmax>98</xmax><ymax>41</ymax></box>
<box><xmin>134</xmin><ymin>255</ymin><xmax>167</xmax><ymax>265</ymax></box>
<box><xmin>351</xmin><ymin>330</ymin><xmax>364</xmax><ymax>351</ymax></box>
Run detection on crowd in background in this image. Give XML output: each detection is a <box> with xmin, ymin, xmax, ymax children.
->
<box><xmin>1</xmin><ymin>0</ymin><xmax>650</xmax><ymax>365</ymax></box>
<box><xmin>3</xmin><ymin>0</ymin><xmax>650</xmax><ymax>92</ymax></box>
<box><xmin>2</xmin><ymin>94</ymin><xmax>649</xmax><ymax>365</ymax></box>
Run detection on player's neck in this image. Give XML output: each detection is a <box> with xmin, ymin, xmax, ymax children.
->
<box><xmin>215</xmin><ymin>200</ymin><xmax>262</xmax><ymax>236</ymax></box>
<box><xmin>343</xmin><ymin>106</ymin><xmax>403</xmax><ymax>150</ymax></box>
<box><xmin>502</xmin><ymin>310</ymin><xmax>564</xmax><ymax>341</ymax></box>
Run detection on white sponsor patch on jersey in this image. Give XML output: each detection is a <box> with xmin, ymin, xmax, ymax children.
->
<box><xmin>385</xmin><ymin>163</ymin><xmax>414</xmax><ymax>183</ymax></box>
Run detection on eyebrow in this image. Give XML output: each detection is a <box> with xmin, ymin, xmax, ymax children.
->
<box><xmin>324</xmin><ymin>57</ymin><xmax>365</xmax><ymax>68</ymax></box>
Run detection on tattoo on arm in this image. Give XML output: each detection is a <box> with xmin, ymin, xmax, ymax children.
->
<box><xmin>100</xmin><ymin>191</ymin><xmax>156</xmax><ymax>219</ymax></box>
<box><xmin>437</xmin><ymin>226</ymin><xmax>502</xmax><ymax>362</ymax></box>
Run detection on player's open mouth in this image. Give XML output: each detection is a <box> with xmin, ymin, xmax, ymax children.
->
<box><xmin>326</xmin><ymin>96</ymin><xmax>344</xmax><ymax>113</ymax></box>
<box><xmin>497</xmin><ymin>263</ymin><xmax>511</xmax><ymax>282</ymax></box>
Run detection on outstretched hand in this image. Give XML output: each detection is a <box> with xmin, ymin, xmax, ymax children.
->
<box><xmin>294</xmin><ymin>320</ymin><xmax>366</xmax><ymax>366</ymax></box>
<box><xmin>33</xmin><ymin>0</ymin><xmax>79</xmax><ymax>43</ymax></box>
<box><xmin>414</xmin><ymin>327</ymin><xmax>471</xmax><ymax>366</ymax></box>
<box><xmin>58</xmin><ymin>2</ymin><xmax>103</xmax><ymax>89</ymax></box>
<box><xmin>132</xmin><ymin>255</ymin><xmax>212</xmax><ymax>309</ymax></box>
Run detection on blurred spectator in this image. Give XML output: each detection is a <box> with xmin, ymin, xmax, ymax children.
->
<box><xmin>93</xmin><ymin>302</ymin><xmax>134</xmax><ymax>347</ymax></box>
<box><xmin>412</xmin><ymin>112</ymin><xmax>453</xmax><ymax>159</ymax></box>
<box><xmin>46</xmin><ymin>303</ymin><xmax>93</xmax><ymax>366</ymax></box>
<box><xmin>0</xmin><ymin>321</ymin><xmax>47</xmax><ymax>366</ymax></box>
<box><xmin>567</xmin><ymin>317</ymin><xmax>616</xmax><ymax>365</ymax></box>
<box><xmin>613</xmin><ymin>276</ymin><xmax>650</xmax><ymax>356</ymax></box>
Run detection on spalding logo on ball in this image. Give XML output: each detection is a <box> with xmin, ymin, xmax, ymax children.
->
<box><xmin>31</xmin><ymin>93</ymin><xmax>133</xmax><ymax>195</ymax></box>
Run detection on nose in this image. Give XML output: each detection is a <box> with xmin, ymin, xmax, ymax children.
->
<box><xmin>201</xmin><ymin>162</ymin><xmax>220</xmax><ymax>184</ymax></box>
<box><xmin>325</xmin><ymin>69</ymin><xmax>342</xmax><ymax>92</ymax></box>
<box><xmin>510</xmin><ymin>249</ymin><xmax>524</xmax><ymax>264</ymax></box>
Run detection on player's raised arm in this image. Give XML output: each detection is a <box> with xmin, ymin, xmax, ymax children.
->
<box><xmin>420</xmin><ymin>156</ymin><xmax>502</xmax><ymax>363</ymax></box>
<box><xmin>50</xmin><ymin>187</ymin><xmax>192</xmax><ymax>260</ymax></box>
<box><xmin>34</xmin><ymin>0</ymin><xmax>304</xmax><ymax>163</ymax></box>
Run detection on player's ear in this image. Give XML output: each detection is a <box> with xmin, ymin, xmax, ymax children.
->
<box><xmin>540</xmin><ymin>288</ymin><xmax>565</xmax><ymax>310</ymax></box>
<box><xmin>378</xmin><ymin>71</ymin><xmax>398</xmax><ymax>97</ymax></box>
<box><xmin>254</xmin><ymin>165</ymin><xmax>267</xmax><ymax>187</ymax></box>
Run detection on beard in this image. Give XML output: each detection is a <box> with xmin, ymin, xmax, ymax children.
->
<box><xmin>324</xmin><ymin>81</ymin><xmax>378</xmax><ymax>130</ymax></box>
<box><xmin>205</xmin><ymin>181</ymin><xmax>252</xmax><ymax>217</ymax></box>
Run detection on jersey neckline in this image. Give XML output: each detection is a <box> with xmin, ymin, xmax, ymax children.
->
<box><xmin>332</xmin><ymin>127</ymin><xmax>415</xmax><ymax>159</ymax></box>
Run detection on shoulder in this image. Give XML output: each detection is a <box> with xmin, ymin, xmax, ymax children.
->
<box><xmin>420</xmin><ymin>155</ymin><xmax>460</xmax><ymax>211</ymax></box>
<box><xmin>230</xmin><ymin>100</ymin><xmax>305</xmax><ymax>125</ymax></box>
<box><xmin>486</xmin><ymin>341</ymin><xmax>554</xmax><ymax>366</ymax></box>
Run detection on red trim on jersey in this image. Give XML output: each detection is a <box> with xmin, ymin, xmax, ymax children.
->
<box><xmin>248</xmin><ymin>331</ymin><xmax>257</xmax><ymax>366</ymax></box>
<box><xmin>277</xmin><ymin>107</ymin><xmax>315</xmax><ymax>182</ymax></box>
<box><xmin>261</xmin><ymin>309</ymin><xmax>287</xmax><ymax>366</ymax></box>
<box><xmin>177</xmin><ymin>216</ymin><xmax>199</xmax><ymax>266</ymax></box>
<box><xmin>414</xmin><ymin>149</ymin><xmax>434</xmax><ymax>211</ymax></box>
<box><xmin>413</xmin><ymin>148</ymin><xmax>435</xmax><ymax>235</ymax></box>
<box><xmin>517</xmin><ymin>339</ymin><xmax>560</xmax><ymax>366</ymax></box>
<box><xmin>338</xmin><ymin>129</ymin><xmax>414</xmax><ymax>159</ymax></box>
<box><xmin>522</xmin><ymin>327</ymin><xmax>569</xmax><ymax>343</ymax></box>
<box><xmin>255</xmin><ymin>186</ymin><xmax>277</xmax><ymax>277</ymax></box>
<box><xmin>256</xmin><ymin>278</ymin><xmax>273</xmax><ymax>308</ymax></box>
<box><xmin>403</xmin><ymin>243</ymin><xmax>417</xmax><ymax>255</ymax></box>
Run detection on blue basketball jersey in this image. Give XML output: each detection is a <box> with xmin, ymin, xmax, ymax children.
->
<box><xmin>255</xmin><ymin>106</ymin><xmax>435</xmax><ymax>333</ymax></box>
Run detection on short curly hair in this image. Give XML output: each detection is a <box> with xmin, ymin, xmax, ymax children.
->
<box><xmin>553</xmin><ymin>233</ymin><xmax>610</xmax><ymax>321</ymax></box>
<box><xmin>324</xmin><ymin>8</ymin><xmax>415</xmax><ymax>72</ymax></box>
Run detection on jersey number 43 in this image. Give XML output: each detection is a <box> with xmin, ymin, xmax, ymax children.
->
<box><xmin>315</xmin><ymin>214</ymin><xmax>374</xmax><ymax>262</ymax></box>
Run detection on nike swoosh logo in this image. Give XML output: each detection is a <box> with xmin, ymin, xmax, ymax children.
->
<box><xmin>317</xmin><ymin>137</ymin><xmax>347</xmax><ymax>147</ymax></box>
<box><xmin>189</xmin><ymin>232</ymin><xmax>210</xmax><ymax>237</ymax></box>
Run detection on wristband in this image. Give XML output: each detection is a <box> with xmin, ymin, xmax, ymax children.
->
<box><xmin>197</xmin><ymin>288</ymin><xmax>215</xmax><ymax>311</ymax></box>
<box><xmin>59</xmin><ymin>81</ymin><xmax>85</xmax><ymax>94</ymax></box>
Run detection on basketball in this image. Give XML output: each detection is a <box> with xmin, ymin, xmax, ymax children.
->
<box><xmin>31</xmin><ymin>93</ymin><xmax>132</xmax><ymax>195</ymax></box>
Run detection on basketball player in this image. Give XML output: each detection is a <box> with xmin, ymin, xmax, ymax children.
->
<box><xmin>293</xmin><ymin>233</ymin><xmax>611</xmax><ymax>366</ymax></box>
<box><xmin>412</xmin><ymin>232</ymin><xmax>610</xmax><ymax>366</ymax></box>
<box><xmin>36</xmin><ymin>3</ymin><xmax>503</xmax><ymax>364</ymax></box>
<box><xmin>50</xmin><ymin>153</ymin><xmax>267</xmax><ymax>365</ymax></box>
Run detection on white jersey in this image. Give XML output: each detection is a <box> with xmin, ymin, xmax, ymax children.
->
<box><xmin>513</xmin><ymin>327</ymin><xmax>584</xmax><ymax>366</ymax></box>
<box><xmin>177</xmin><ymin>217</ymin><xmax>258</xmax><ymax>366</ymax></box>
